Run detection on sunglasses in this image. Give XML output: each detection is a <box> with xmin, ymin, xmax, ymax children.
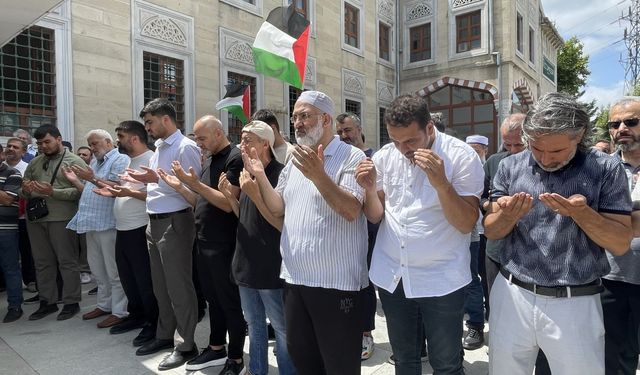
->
<box><xmin>607</xmin><ymin>118</ymin><xmax>640</xmax><ymax>129</ymax></box>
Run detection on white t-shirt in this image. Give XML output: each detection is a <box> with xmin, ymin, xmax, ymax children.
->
<box><xmin>4</xmin><ymin>160</ymin><xmax>27</xmax><ymax>176</ymax></box>
<box><xmin>274</xmin><ymin>141</ymin><xmax>295</xmax><ymax>165</ymax></box>
<box><xmin>113</xmin><ymin>150</ymin><xmax>153</xmax><ymax>231</ymax></box>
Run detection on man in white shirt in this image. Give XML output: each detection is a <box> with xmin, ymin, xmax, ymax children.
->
<box><xmin>356</xmin><ymin>94</ymin><xmax>484</xmax><ymax>373</ymax></box>
<box><xmin>243</xmin><ymin>90</ymin><xmax>368</xmax><ymax>374</ymax></box>
<box><xmin>128</xmin><ymin>98</ymin><xmax>202</xmax><ymax>371</ymax></box>
<box><xmin>93</xmin><ymin>120</ymin><xmax>158</xmax><ymax>348</ymax></box>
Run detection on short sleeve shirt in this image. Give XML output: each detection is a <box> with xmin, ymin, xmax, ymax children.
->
<box><xmin>195</xmin><ymin>144</ymin><xmax>243</xmax><ymax>244</ymax></box>
<box><xmin>492</xmin><ymin>149</ymin><xmax>631</xmax><ymax>286</ymax></box>
<box><xmin>369</xmin><ymin>130</ymin><xmax>485</xmax><ymax>298</ymax></box>
<box><xmin>232</xmin><ymin>159</ymin><xmax>284</xmax><ymax>289</ymax></box>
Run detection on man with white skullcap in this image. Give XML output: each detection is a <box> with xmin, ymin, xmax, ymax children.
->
<box><xmin>463</xmin><ymin>134</ymin><xmax>489</xmax><ymax>350</ymax></box>
<box><xmin>242</xmin><ymin>90</ymin><xmax>368</xmax><ymax>374</ymax></box>
<box><xmin>466</xmin><ymin>134</ymin><xmax>489</xmax><ymax>164</ymax></box>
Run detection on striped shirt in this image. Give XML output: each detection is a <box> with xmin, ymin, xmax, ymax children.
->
<box><xmin>0</xmin><ymin>164</ymin><xmax>21</xmax><ymax>231</ymax></box>
<box><xmin>67</xmin><ymin>148</ymin><xmax>130</xmax><ymax>233</ymax></box>
<box><xmin>492</xmin><ymin>149</ymin><xmax>631</xmax><ymax>286</ymax></box>
<box><xmin>146</xmin><ymin>130</ymin><xmax>202</xmax><ymax>214</ymax></box>
<box><xmin>276</xmin><ymin>136</ymin><xmax>368</xmax><ymax>291</ymax></box>
<box><xmin>369</xmin><ymin>130</ymin><xmax>484</xmax><ymax>298</ymax></box>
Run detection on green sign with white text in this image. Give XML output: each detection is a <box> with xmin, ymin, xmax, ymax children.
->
<box><xmin>543</xmin><ymin>57</ymin><xmax>555</xmax><ymax>82</ymax></box>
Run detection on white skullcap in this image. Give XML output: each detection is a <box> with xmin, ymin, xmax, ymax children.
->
<box><xmin>296</xmin><ymin>91</ymin><xmax>335</xmax><ymax>118</ymax></box>
<box><xmin>466</xmin><ymin>135</ymin><xmax>489</xmax><ymax>146</ymax></box>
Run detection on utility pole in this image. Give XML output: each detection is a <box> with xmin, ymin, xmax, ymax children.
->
<box><xmin>621</xmin><ymin>0</ymin><xmax>640</xmax><ymax>94</ymax></box>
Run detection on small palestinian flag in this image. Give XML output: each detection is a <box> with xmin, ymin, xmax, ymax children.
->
<box><xmin>252</xmin><ymin>4</ymin><xmax>310</xmax><ymax>89</ymax></box>
<box><xmin>215</xmin><ymin>83</ymin><xmax>250</xmax><ymax>124</ymax></box>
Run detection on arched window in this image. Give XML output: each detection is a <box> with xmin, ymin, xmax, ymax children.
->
<box><xmin>426</xmin><ymin>84</ymin><xmax>497</xmax><ymax>153</ymax></box>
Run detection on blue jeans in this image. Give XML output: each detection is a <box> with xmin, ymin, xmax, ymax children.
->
<box><xmin>238</xmin><ymin>286</ymin><xmax>296</xmax><ymax>375</ymax></box>
<box><xmin>464</xmin><ymin>241</ymin><xmax>485</xmax><ymax>328</ymax></box>
<box><xmin>379</xmin><ymin>280</ymin><xmax>465</xmax><ymax>375</ymax></box>
<box><xmin>0</xmin><ymin>230</ymin><xmax>22</xmax><ymax>308</ymax></box>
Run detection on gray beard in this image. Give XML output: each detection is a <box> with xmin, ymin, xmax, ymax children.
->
<box><xmin>533</xmin><ymin>148</ymin><xmax>577</xmax><ymax>172</ymax></box>
<box><xmin>617</xmin><ymin>142</ymin><xmax>640</xmax><ymax>152</ymax></box>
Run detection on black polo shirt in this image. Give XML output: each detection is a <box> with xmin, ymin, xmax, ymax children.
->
<box><xmin>195</xmin><ymin>144</ymin><xmax>243</xmax><ymax>244</ymax></box>
<box><xmin>232</xmin><ymin>159</ymin><xmax>284</xmax><ymax>289</ymax></box>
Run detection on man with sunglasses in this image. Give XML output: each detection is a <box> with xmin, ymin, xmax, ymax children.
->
<box><xmin>603</xmin><ymin>96</ymin><xmax>640</xmax><ymax>374</ymax></box>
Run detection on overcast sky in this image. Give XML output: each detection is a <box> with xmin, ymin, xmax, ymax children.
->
<box><xmin>541</xmin><ymin>0</ymin><xmax>632</xmax><ymax>108</ymax></box>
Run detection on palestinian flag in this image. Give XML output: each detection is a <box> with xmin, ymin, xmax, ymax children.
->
<box><xmin>215</xmin><ymin>83</ymin><xmax>250</xmax><ymax>124</ymax></box>
<box><xmin>252</xmin><ymin>4</ymin><xmax>310</xmax><ymax>89</ymax></box>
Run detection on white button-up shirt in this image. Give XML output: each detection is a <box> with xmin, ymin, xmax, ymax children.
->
<box><xmin>146</xmin><ymin>130</ymin><xmax>202</xmax><ymax>214</ymax></box>
<box><xmin>369</xmin><ymin>130</ymin><xmax>484</xmax><ymax>297</ymax></box>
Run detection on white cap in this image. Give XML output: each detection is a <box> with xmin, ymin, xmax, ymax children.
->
<box><xmin>296</xmin><ymin>90</ymin><xmax>335</xmax><ymax>118</ymax></box>
<box><xmin>242</xmin><ymin>121</ymin><xmax>276</xmax><ymax>157</ymax></box>
<box><xmin>466</xmin><ymin>135</ymin><xmax>489</xmax><ymax>146</ymax></box>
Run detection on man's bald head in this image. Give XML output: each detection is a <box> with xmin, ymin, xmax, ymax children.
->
<box><xmin>194</xmin><ymin>115</ymin><xmax>223</xmax><ymax>133</ymax></box>
<box><xmin>193</xmin><ymin>115</ymin><xmax>228</xmax><ymax>153</ymax></box>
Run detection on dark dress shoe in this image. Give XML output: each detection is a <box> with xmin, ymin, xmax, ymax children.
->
<box><xmin>28</xmin><ymin>301</ymin><xmax>58</xmax><ymax>321</ymax></box>
<box><xmin>3</xmin><ymin>307</ymin><xmax>23</xmax><ymax>323</ymax></box>
<box><xmin>110</xmin><ymin>317</ymin><xmax>145</xmax><ymax>334</ymax></box>
<box><xmin>23</xmin><ymin>295</ymin><xmax>40</xmax><ymax>305</ymax></box>
<box><xmin>57</xmin><ymin>303</ymin><xmax>80</xmax><ymax>321</ymax></box>
<box><xmin>133</xmin><ymin>325</ymin><xmax>156</xmax><ymax>347</ymax></box>
<box><xmin>136</xmin><ymin>338</ymin><xmax>173</xmax><ymax>356</ymax></box>
<box><xmin>158</xmin><ymin>347</ymin><xmax>198</xmax><ymax>371</ymax></box>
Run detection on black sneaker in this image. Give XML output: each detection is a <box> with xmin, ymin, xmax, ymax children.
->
<box><xmin>3</xmin><ymin>307</ymin><xmax>23</xmax><ymax>323</ymax></box>
<box><xmin>28</xmin><ymin>301</ymin><xmax>58</xmax><ymax>321</ymax></box>
<box><xmin>186</xmin><ymin>346</ymin><xmax>227</xmax><ymax>371</ymax></box>
<box><xmin>462</xmin><ymin>327</ymin><xmax>485</xmax><ymax>350</ymax></box>
<box><xmin>24</xmin><ymin>295</ymin><xmax>40</xmax><ymax>305</ymax></box>
<box><xmin>218</xmin><ymin>359</ymin><xmax>245</xmax><ymax>375</ymax></box>
<box><xmin>88</xmin><ymin>287</ymin><xmax>98</xmax><ymax>295</ymax></box>
<box><xmin>57</xmin><ymin>303</ymin><xmax>80</xmax><ymax>321</ymax></box>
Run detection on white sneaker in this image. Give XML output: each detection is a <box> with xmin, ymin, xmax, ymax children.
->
<box><xmin>361</xmin><ymin>335</ymin><xmax>374</xmax><ymax>360</ymax></box>
<box><xmin>80</xmin><ymin>273</ymin><xmax>92</xmax><ymax>284</ymax></box>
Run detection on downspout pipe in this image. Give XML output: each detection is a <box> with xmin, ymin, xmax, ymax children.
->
<box><xmin>395</xmin><ymin>0</ymin><xmax>401</xmax><ymax>96</ymax></box>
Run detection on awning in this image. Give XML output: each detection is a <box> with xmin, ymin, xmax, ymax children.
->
<box><xmin>0</xmin><ymin>0</ymin><xmax>64</xmax><ymax>47</ymax></box>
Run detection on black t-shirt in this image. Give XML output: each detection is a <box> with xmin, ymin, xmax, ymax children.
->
<box><xmin>194</xmin><ymin>144</ymin><xmax>243</xmax><ymax>244</ymax></box>
<box><xmin>232</xmin><ymin>159</ymin><xmax>284</xmax><ymax>289</ymax></box>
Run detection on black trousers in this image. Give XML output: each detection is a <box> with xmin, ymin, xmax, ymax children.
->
<box><xmin>18</xmin><ymin>219</ymin><xmax>36</xmax><ymax>285</ymax></box>
<box><xmin>197</xmin><ymin>241</ymin><xmax>246</xmax><ymax>359</ymax></box>
<box><xmin>284</xmin><ymin>283</ymin><xmax>364</xmax><ymax>375</ymax></box>
<box><xmin>602</xmin><ymin>278</ymin><xmax>640</xmax><ymax>375</ymax></box>
<box><xmin>362</xmin><ymin>229</ymin><xmax>377</xmax><ymax>332</ymax></box>
<box><xmin>115</xmin><ymin>225</ymin><xmax>158</xmax><ymax>328</ymax></box>
<box><xmin>477</xmin><ymin>234</ymin><xmax>488</xmax><ymax>319</ymax></box>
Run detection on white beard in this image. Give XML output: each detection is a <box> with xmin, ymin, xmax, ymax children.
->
<box><xmin>296</xmin><ymin>122</ymin><xmax>324</xmax><ymax>147</ymax></box>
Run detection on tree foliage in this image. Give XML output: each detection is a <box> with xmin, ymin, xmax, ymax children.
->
<box><xmin>593</xmin><ymin>107</ymin><xmax>610</xmax><ymax>142</ymax></box>
<box><xmin>557</xmin><ymin>37</ymin><xmax>590</xmax><ymax>97</ymax></box>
